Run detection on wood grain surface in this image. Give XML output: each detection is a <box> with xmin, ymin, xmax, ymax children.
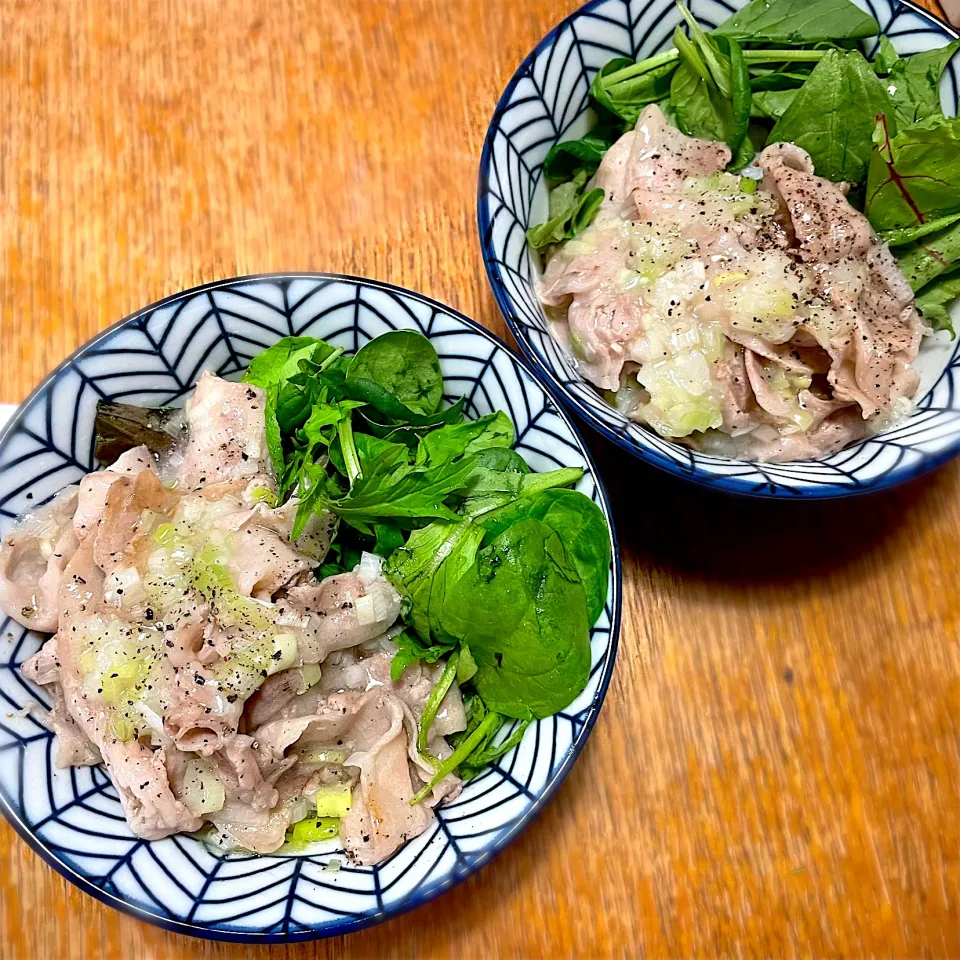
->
<box><xmin>1</xmin><ymin>1</ymin><xmax>959</xmax><ymax>957</ymax></box>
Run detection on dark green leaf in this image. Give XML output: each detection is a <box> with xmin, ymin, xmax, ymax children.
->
<box><xmin>865</xmin><ymin>115</ymin><xmax>960</xmax><ymax>232</ymax></box>
<box><xmin>386</xmin><ymin>519</ymin><xmax>485</xmax><ymax>642</ymax></box>
<box><xmin>884</xmin><ymin>40</ymin><xmax>960</xmax><ymax>127</ymax></box>
<box><xmin>543</xmin><ymin>130</ymin><xmax>618</xmax><ymax>183</ymax></box>
<box><xmin>458</xmin><ymin>719</ymin><xmax>531</xmax><ymax>780</ymax></box>
<box><xmin>477</xmin><ymin>488</ymin><xmax>610</xmax><ymax>624</ymax></box>
<box><xmin>714</xmin><ymin>0</ymin><xmax>879</xmax><ymax>44</ymax></box>
<box><xmin>415</xmin><ymin>411</ymin><xmax>514</xmax><ymax>467</ymax></box>
<box><xmin>389</xmin><ymin>630</ymin><xmax>456</xmax><ymax>682</ymax></box>
<box><xmin>435</xmin><ymin>518</ymin><xmax>591</xmax><ymax>720</ymax></box>
<box><xmin>750</xmin><ymin>88</ymin><xmax>797</xmax><ymax>120</ymax></box>
<box><xmin>526</xmin><ymin>181</ymin><xmax>605</xmax><ymax>252</ymax></box>
<box><xmin>318</xmin><ymin>453</ymin><xmax>480</xmax><ymax>530</ymax></box>
<box><xmin>371</xmin><ymin>522</ymin><xmax>406</xmax><ymax>558</ymax></box>
<box><xmin>915</xmin><ymin>269</ymin><xmax>960</xmax><ymax>336</ymax></box>
<box><xmin>241</xmin><ymin>336</ymin><xmax>334</xmax><ymax>389</ymax></box>
<box><xmin>470</xmin><ymin>447</ymin><xmax>531</xmax><ymax>474</ymax></box>
<box><xmin>878</xmin><ymin>212</ymin><xmax>960</xmax><ymax>248</ymax></box>
<box><xmin>872</xmin><ymin>35</ymin><xmax>901</xmax><ymax>75</ymax></box>
<box><xmin>589</xmin><ymin>54</ymin><xmax>677</xmax><ymax>127</ymax></box>
<box><xmin>346</xmin><ymin>330</ymin><xmax>443</xmax><ymax>417</ymax></box>
<box><xmin>895</xmin><ymin>219</ymin><xmax>960</xmax><ymax>292</ymax></box>
<box><xmin>768</xmin><ymin>49</ymin><xmax>895</xmax><ymax>183</ymax></box>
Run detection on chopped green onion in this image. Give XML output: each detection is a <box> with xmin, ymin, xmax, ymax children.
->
<box><xmin>153</xmin><ymin>522</ymin><xmax>176</xmax><ymax>545</ymax></box>
<box><xmin>315</xmin><ymin>783</ymin><xmax>353</xmax><ymax>818</ymax></box>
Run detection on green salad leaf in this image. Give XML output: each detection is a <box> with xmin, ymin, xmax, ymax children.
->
<box><xmin>525</xmin><ymin>171</ymin><xmax>606</xmax><ymax>252</ymax></box>
<box><xmin>768</xmin><ymin>48</ymin><xmax>894</xmax><ymax>184</ymax></box>
<box><xmin>915</xmin><ymin>270</ymin><xmax>960</xmax><ymax>337</ymax></box>
<box><xmin>589</xmin><ymin>54</ymin><xmax>677</xmax><ymax>127</ymax></box>
<box><xmin>435</xmin><ymin>517</ymin><xmax>591</xmax><ymax>720</ymax></box>
<box><xmin>865</xmin><ymin>115</ymin><xmax>960</xmax><ymax>233</ymax></box>
<box><xmin>346</xmin><ymin>330</ymin><xmax>443</xmax><ymax>417</ymax></box>
<box><xmin>415</xmin><ymin>411</ymin><xmax>514</xmax><ymax>467</ymax></box>
<box><xmin>895</xmin><ymin>219</ymin><xmax>960</xmax><ymax>293</ymax></box>
<box><xmin>750</xmin><ymin>88</ymin><xmax>797</xmax><ymax>121</ymax></box>
<box><xmin>242</xmin><ymin>336</ymin><xmax>335</xmax><ymax>389</ymax></box>
<box><xmin>542</xmin><ymin>128</ymin><xmax>621</xmax><ymax>183</ymax></box>
<box><xmin>477</xmin><ymin>488</ymin><xmax>610</xmax><ymax>623</ymax></box>
<box><xmin>874</xmin><ymin>39</ymin><xmax>960</xmax><ymax>127</ymax></box>
<box><xmin>713</xmin><ymin>0</ymin><xmax>879</xmax><ymax>44</ymax></box>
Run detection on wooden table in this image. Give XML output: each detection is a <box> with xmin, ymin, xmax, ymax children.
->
<box><xmin>1</xmin><ymin>1</ymin><xmax>958</xmax><ymax>957</ymax></box>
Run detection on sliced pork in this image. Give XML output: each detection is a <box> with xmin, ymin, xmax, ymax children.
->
<box><xmin>536</xmin><ymin>122</ymin><xmax>927</xmax><ymax>462</ymax></box>
<box><xmin>179</xmin><ymin>372</ymin><xmax>269</xmax><ymax>490</ymax></box>
<box><xmin>3</xmin><ymin>372</ymin><xmax>465</xmax><ymax>864</ymax></box>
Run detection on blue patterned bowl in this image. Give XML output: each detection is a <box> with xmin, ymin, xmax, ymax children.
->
<box><xmin>479</xmin><ymin>0</ymin><xmax>960</xmax><ymax>497</ymax></box>
<box><xmin>0</xmin><ymin>275</ymin><xmax>621</xmax><ymax>942</ymax></box>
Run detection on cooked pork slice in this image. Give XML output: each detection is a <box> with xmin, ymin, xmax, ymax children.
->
<box><xmin>74</xmin><ymin>445</ymin><xmax>157</xmax><ymax>540</ymax></box>
<box><xmin>226</xmin><ymin>521</ymin><xmax>313</xmax><ymax>600</ymax></box>
<box><xmin>179</xmin><ymin>373</ymin><xmax>269</xmax><ymax>490</ymax></box>
<box><xmin>759</xmin><ymin>143</ymin><xmax>875</xmax><ymax>263</ymax></box>
<box><xmin>99</xmin><ymin>736</ymin><xmax>202</xmax><ymax>840</ymax></box>
<box><xmin>91</xmin><ymin>469</ymin><xmax>166</xmax><ymax>574</ymax></box>
<box><xmin>164</xmin><ymin>660</ymin><xmax>245</xmax><ymax>756</ymax></box>
<box><xmin>281</xmin><ymin>571</ymin><xmax>402</xmax><ymax>664</ymax></box>
<box><xmin>19</xmin><ymin>671</ymin><xmax>101</xmax><ymax>769</ymax></box>
<box><xmin>233</xmin><ymin>488</ymin><xmax>338</xmax><ymax>563</ymax></box>
<box><xmin>339</xmin><ymin>689</ymin><xmax>435</xmax><ymax>865</ymax></box>
<box><xmin>207</xmin><ymin>764</ymin><xmax>319</xmax><ymax>854</ymax></box>
<box><xmin>0</xmin><ymin>489</ymin><xmax>79</xmax><ymax>630</ymax></box>
<box><xmin>622</xmin><ymin>104</ymin><xmax>730</xmax><ymax>198</ymax></box>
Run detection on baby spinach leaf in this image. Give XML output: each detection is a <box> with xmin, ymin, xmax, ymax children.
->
<box><xmin>346</xmin><ymin>375</ymin><xmax>464</xmax><ymax>427</ymax></box>
<box><xmin>470</xmin><ymin>447</ymin><xmax>531</xmax><ymax>474</ymax></box>
<box><xmin>749</xmin><ymin>64</ymin><xmax>816</xmax><ymax>91</ymax></box>
<box><xmin>671</xmin><ymin>58</ymin><xmax>734</xmax><ymax>145</ymax></box>
<box><xmin>275</xmin><ymin>351</ymin><xmax>353</xmax><ymax>433</ymax></box>
<box><xmin>879</xmin><ymin>40</ymin><xmax>960</xmax><ymax>127</ymax></box>
<box><xmin>915</xmin><ymin>269</ymin><xmax>960</xmax><ymax>337</ymax></box>
<box><xmin>415</xmin><ymin>411</ymin><xmax>514</xmax><ymax>467</ymax></box>
<box><xmin>542</xmin><ymin>128</ymin><xmax>620</xmax><ymax>184</ymax></box>
<box><xmin>670</xmin><ymin>25</ymin><xmax>751</xmax><ymax>159</ymax></box>
<box><xmin>356</xmin><ymin>397</ymin><xmax>467</xmax><ymax>439</ymax></box>
<box><xmin>372</xmin><ymin>522</ymin><xmax>405</xmax><ymax>558</ymax></box>
<box><xmin>435</xmin><ymin>518</ymin><xmax>591</xmax><ymax>721</ymax></box>
<box><xmin>346</xmin><ymin>330</ymin><xmax>443</xmax><ymax>417</ymax></box>
<box><xmin>750</xmin><ymin>88</ymin><xmax>797</xmax><ymax>120</ymax></box>
<box><xmin>458</xmin><ymin>465</ymin><xmax>583</xmax><ymax>501</ymax></box>
<box><xmin>713</xmin><ymin>0</ymin><xmax>879</xmax><ymax>44</ymax></box>
<box><xmin>878</xmin><ymin>212</ymin><xmax>960</xmax><ymax>248</ymax></box>
<box><xmin>477</xmin><ymin>488</ymin><xmax>610</xmax><ymax>624</ymax></box>
<box><xmin>457</xmin><ymin>644</ymin><xmax>478</xmax><ymax>683</ymax></box>
<box><xmin>768</xmin><ymin>48</ymin><xmax>894</xmax><ymax>184</ymax></box>
<box><xmin>590</xmin><ymin>54</ymin><xmax>678</xmax><ymax>127</ymax></box>
<box><xmin>386</xmin><ymin>519</ymin><xmax>485</xmax><ymax>643</ymax></box>
<box><xmin>526</xmin><ymin>170</ymin><xmax>606</xmax><ymax>252</ymax></box>
<box><xmin>865</xmin><ymin>115</ymin><xmax>960</xmax><ymax>233</ymax></box>
<box><xmin>457</xmin><ymin>718</ymin><xmax>530</xmax><ymax>780</ymax></box>
<box><xmin>873</xmin><ymin>36</ymin><xmax>901</xmax><ymax>75</ymax></box>
<box><xmin>390</xmin><ymin>630</ymin><xmax>456</xmax><ymax>682</ymax></box>
<box><xmin>242</xmin><ymin>336</ymin><xmax>334</xmax><ymax>389</ymax></box>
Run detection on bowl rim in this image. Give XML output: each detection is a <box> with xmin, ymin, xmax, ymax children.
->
<box><xmin>0</xmin><ymin>272</ymin><xmax>623</xmax><ymax>943</ymax></box>
<box><xmin>477</xmin><ymin>0</ymin><xmax>960</xmax><ymax>500</ymax></box>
